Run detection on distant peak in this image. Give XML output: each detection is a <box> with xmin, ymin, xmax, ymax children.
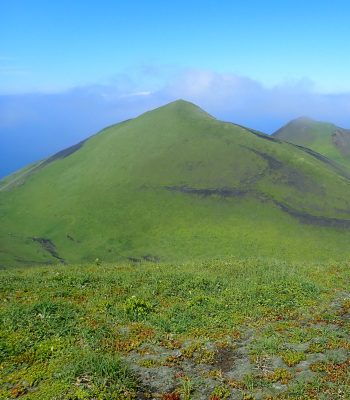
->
<box><xmin>293</xmin><ymin>116</ymin><xmax>314</xmax><ymax>123</ymax></box>
<box><xmin>146</xmin><ymin>99</ymin><xmax>216</xmax><ymax>119</ymax></box>
<box><xmin>173</xmin><ymin>99</ymin><xmax>189</xmax><ymax>103</ymax></box>
<box><xmin>272</xmin><ymin>116</ymin><xmax>315</xmax><ymax>137</ymax></box>
<box><xmin>167</xmin><ymin>99</ymin><xmax>199</xmax><ymax>107</ymax></box>
<box><xmin>153</xmin><ymin>99</ymin><xmax>199</xmax><ymax>110</ymax></box>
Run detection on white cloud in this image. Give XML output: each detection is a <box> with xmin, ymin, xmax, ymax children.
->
<box><xmin>119</xmin><ymin>91</ymin><xmax>152</xmax><ymax>98</ymax></box>
<box><xmin>2</xmin><ymin>68</ymin><xmax>350</xmax><ymax>132</ymax></box>
<box><xmin>157</xmin><ymin>69</ymin><xmax>350</xmax><ymax>129</ymax></box>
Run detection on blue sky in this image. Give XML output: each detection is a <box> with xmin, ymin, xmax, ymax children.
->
<box><xmin>2</xmin><ymin>0</ymin><xmax>350</xmax><ymax>178</ymax></box>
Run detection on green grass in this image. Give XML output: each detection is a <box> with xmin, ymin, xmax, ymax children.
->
<box><xmin>2</xmin><ymin>100</ymin><xmax>350</xmax><ymax>268</ymax></box>
<box><xmin>2</xmin><ymin>257</ymin><xmax>350</xmax><ymax>399</ymax></box>
<box><xmin>0</xmin><ymin>158</ymin><xmax>48</xmax><ymax>192</ymax></box>
<box><xmin>272</xmin><ymin>116</ymin><xmax>350</xmax><ymax>168</ymax></box>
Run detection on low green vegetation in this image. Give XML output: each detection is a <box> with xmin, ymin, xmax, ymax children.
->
<box><xmin>2</xmin><ymin>257</ymin><xmax>350</xmax><ymax>399</ymax></box>
<box><xmin>2</xmin><ymin>101</ymin><xmax>350</xmax><ymax>268</ymax></box>
<box><xmin>3</xmin><ymin>100</ymin><xmax>350</xmax><ymax>399</ymax></box>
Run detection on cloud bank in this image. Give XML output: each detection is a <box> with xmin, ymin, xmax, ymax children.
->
<box><xmin>2</xmin><ymin>68</ymin><xmax>350</xmax><ymax>179</ymax></box>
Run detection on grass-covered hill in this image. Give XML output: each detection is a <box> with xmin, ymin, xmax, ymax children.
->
<box><xmin>272</xmin><ymin>116</ymin><xmax>350</xmax><ymax>168</ymax></box>
<box><xmin>2</xmin><ymin>100</ymin><xmax>350</xmax><ymax>268</ymax></box>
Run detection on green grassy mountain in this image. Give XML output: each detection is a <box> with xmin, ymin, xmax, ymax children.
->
<box><xmin>2</xmin><ymin>100</ymin><xmax>350</xmax><ymax>268</ymax></box>
<box><xmin>272</xmin><ymin>116</ymin><xmax>350</xmax><ymax>168</ymax></box>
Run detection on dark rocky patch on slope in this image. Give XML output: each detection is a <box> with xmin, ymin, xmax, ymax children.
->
<box><xmin>128</xmin><ymin>254</ymin><xmax>161</xmax><ymax>263</ymax></box>
<box><xmin>214</xmin><ymin>346</ymin><xmax>235</xmax><ymax>373</ymax></box>
<box><xmin>273</xmin><ymin>200</ymin><xmax>350</xmax><ymax>228</ymax></box>
<box><xmin>32</xmin><ymin>238</ymin><xmax>66</xmax><ymax>264</ymax></box>
<box><xmin>245</xmin><ymin>147</ymin><xmax>284</xmax><ymax>170</ymax></box>
<box><xmin>165</xmin><ymin>186</ymin><xmax>250</xmax><ymax>197</ymax></box>
<box><xmin>165</xmin><ymin>186</ymin><xmax>350</xmax><ymax>229</ymax></box>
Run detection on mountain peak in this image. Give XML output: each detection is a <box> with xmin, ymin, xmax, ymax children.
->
<box><xmin>142</xmin><ymin>99</ymin><xmax>216</xmax><ymax>121</ymax></box>
<box><xmin>272</xmin><ymin>115</ymin><xmax>350</xmax><ymax>168</ymax></box>
<box><xmin>293</xmin><ymin>116</ymin><xmax>314</xmax><ymax>123</ymax></box>
<box><xmin>272</xmin><ymin>116</ymin><xmax>314</xmax><ymax>137</ymax></box>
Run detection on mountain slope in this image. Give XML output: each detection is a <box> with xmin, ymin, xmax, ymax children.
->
<box><xmin>272</xmin><ymin>116</ymin><xmax>350</xmax><ymax>168</ymax></box>
<box><xmin>1</xmin><ymin>100</ymin><xmax>350</xmax><ymax>268</ymax></box>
